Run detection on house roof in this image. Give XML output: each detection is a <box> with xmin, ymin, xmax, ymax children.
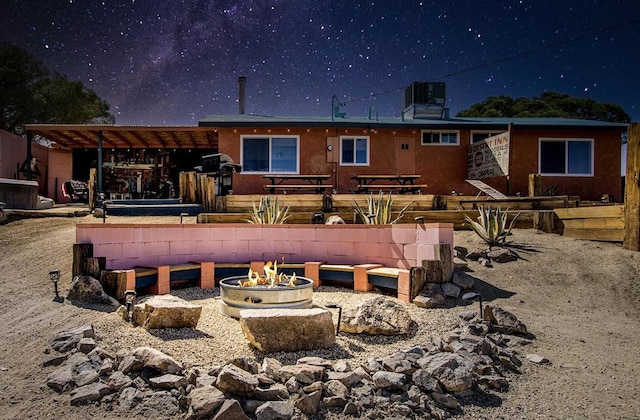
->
<box><xmin>198</xmin><ymin>114</ymin><xmax>629</xmax><ymax>131</ymax></box>
<box><xmin>24</xmin><ymin>124</ymin><xmax>219</xmax><ymax>149</ymax></box>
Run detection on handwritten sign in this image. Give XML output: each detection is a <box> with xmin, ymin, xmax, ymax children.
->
<box><xmin>467</xmin><ymin>132</ymin><xmax>510</xmax><ymax>179</ymax></box>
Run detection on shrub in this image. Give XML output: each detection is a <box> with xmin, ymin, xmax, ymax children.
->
<box><xmin>465</xmin><ymin>206</ymin><xmax>519</xmax><ymax>246</ymax></box>
<box><xmin>353</xmin><ymin>191</ymin><xmax>412</xmax><ymax>224</ymax></box>
<box><xmin>246</xmin><ymin>196</ymin><xmax>291</xmax><ymax>224</ymax></box>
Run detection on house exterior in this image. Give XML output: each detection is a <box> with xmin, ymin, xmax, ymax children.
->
<box><xmin>198</xmin><ymin>114</ymin><xmax>628</xmax><ymax>201</ymax></box>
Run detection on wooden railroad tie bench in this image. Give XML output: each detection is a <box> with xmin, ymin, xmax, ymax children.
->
<box><xmin>262</xmin><ymin>184</ymin><xmax>334</xmax><ymax>194</ymax></box>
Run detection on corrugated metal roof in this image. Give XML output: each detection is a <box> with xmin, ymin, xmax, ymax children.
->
<box><xmin>198</xmin><ymin>114</ymin><xmax>629</xmax><ymax>130</ymax></box>
<box><xmin>25</xmin><ymin>124</ymin><xmax>218</xmax><ymax>149</ymax></box>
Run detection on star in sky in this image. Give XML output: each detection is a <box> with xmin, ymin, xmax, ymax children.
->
<box><xmin>1</xmin><ymin>0</ymin><xmax>639</xmax><ymax>125</ymax></box>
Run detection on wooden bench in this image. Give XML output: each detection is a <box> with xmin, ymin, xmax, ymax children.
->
<box><xmin>355</xmin><ymin>184</ymin><xmax>428</xmax><ymax>194</ymax></box>
<box><xmin>263</xmin><ymin>184</ymin><xmax>334</xmax><ymax>194</ymax></box>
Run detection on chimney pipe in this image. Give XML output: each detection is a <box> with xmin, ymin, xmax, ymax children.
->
<box><xmin>238</xmin><ymin>76</ymin><xmax>246</xmax><ymax>115</ymax></box>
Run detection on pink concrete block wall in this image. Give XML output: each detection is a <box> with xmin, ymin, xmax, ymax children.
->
<box><xmin>76</xmin><ymin>223</ymin><xmax>454</xmax><ymax>270</ymax></box>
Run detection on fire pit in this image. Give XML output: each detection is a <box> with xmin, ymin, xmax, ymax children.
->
<box><xmin>219</xmin><ymin>262</ymin><xmax>314</xmax><ymax>318</ymax></box>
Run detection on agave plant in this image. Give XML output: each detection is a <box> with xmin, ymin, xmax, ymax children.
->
<box><xmin>353</xmin><ymin>191</ymin><xmax>412</xmax><ymax>224</ymax></box>
<box><xmin>246</xmin><ymin>196</ymin><xmax>291</xmax><ymax>224</ymax></box>
<box><xmin>464</xmin><ymin>206</ymin><xmax>520</xmax><ymax>246</ymax></box>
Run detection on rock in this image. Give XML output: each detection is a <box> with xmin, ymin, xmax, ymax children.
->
<box><xmin>478</xmin><ymin>257</ymin><xmax>492</xmax><ymax>267</ymax></box>
<box><xmin>325</xmin><ymin>215</ymin><xmax>346</xmax><ymax>224</ymax></box>
<box><xmin>73</xmin><ymin>370</ymin><xmax>99</xmax><ymax>387</ymax></box>
<box><xmin>297</xmin><ymin>356</ymin><xmax>333</xmax><ymax>368</ymax></box>
<box><xmin>466</xmin><ymin>249</ymin><xmax>486</xmax><ymax>261</ymax></box>
<box><xmin>187</xmin><ymin>386</ymin><xmax>226</xmax><ymax>419</ymax></box>
<box><xmin>340</xmin><ymin>296</ymin><xmax>413</xmax><ymax>335</ymax></box>
<box><xmin>215</xmin><ymin>364</ymin><xmax>259</xmax><ymax>395</ymax></box>
<box><xmin>239</xmin><ymin>308</ymin><xmax>336</xmax><ymax>353</ymax></box>
<box><xmin>343</xmin><ymin>401</ymin><xmax>359</xmax><ymax>416</ymax></box>
<box><xmin>50</xmin><ymin>324</ymin><xmax>96</xmax><ymax>352</ymax></box>
<box><xmin>77</xmin><ymin>337</ymin><xmax>96</xmax><ymax>354</ymax></box>
<box><xmin>262</xmin><ymin>358</ymin><xmax>282</xmax><ymax>378</ymax></box>
<box><xmin>413</xmin><ymin>292</ymin><xmax>446</xmax><ymax>309</ymax></box>
<box><xmin>484</xmin><ymin>306</ymin><xmax>528</xmax><ymax>335</ymax></box>
<box><xmin>411</xmin><ymin>369</ymin><xmax>441</xmax><ymax>393</ymax></box>
<box><xmin>452</xmin><ymin>271</ymin><xmax>475</xmax><ymax>290</ymax></box>
<box><xmin>252</xmin><ymin>384</ymin><xmax>289</xmax><ymax>401</ymax></box>
<box><xmin>45</xmin><ymin>365</ymin><xmax>73</xmax><ymax>392</ymax></box>
<box><xmin>149</xmin><ymin>373</ymin><xmax>188</xmax><ymax>390</ymax></box>
<box><xmin>43</xmin><ymin>354</ymin><xmax>68</xmax><ymax>367</ymax></box>
<box><xmin>132</xmin><ymin>346</ymin><xmax>183</xmax><ymax>374</ymax></box>
<box><xmin>255</xmin><ymin>401</ymin><xmax>294</xmax><ymax>420</ymax></box>
<box><xmin>487</xmin><ymin>248</ymin><xmax>518</xmax><ymax>263</ymax></box>
<box><xmin>229</xmin><ymin>356</ymin><xmax>260</xmax><ymax>374</ymax></box>
<box><xmin>118</xmin><ymin>387</ymin><xmax>143</xmax><ymax>410</ymax></box>
<box><xmin>130</xmin><ymin>390</ymin><xmax>180</xmax><ymax>418</ymax></box>
<box><xmin>372</xmin><ymin>371</ymin><xmax>406</xmax><ymax>390</ymax></box>
<box><xmin>453</xmin><ymin>257</ymin><xmax>468</xmax><ymax>270</ymax></box>
<box><xmin>66</xmin><ymin>276</ymin><xmax>119</xmax><ymax>305</ymax></box>
<box><xmin>526</xmin><ymin>353</ymin><xmax>550</xmax><ymax>364</ymax></box>
<box><xmin>119</xmin><ymin>354</ymin><xmax>144</xmax><ymax>374</ymax></box>
<box><xmin>195</xmin><ymin>374</ymin><xmax>217</xmax><ymax>388</ymax></box>
<box><xmin>442</xmin><ymin>282</ymin><xmax>461</xmax><ymax>298</ymax></box>
<box><xmin>417</xmin><ymin>353</ymin><xmax>475</xmax><ymax>392</ymax></box>
<box><xmin>324</xmin><ymin>379</ymin><xmax>349</xmax><ymax>398</ymax></box>
<box><xmin>98</xmin><ymin>358</ymin><xmax>114</xmax><ymax>375</ymax></box>
<box><xmin>478</xmin><ymin>375</ymin><xmax>509</xmax><ymax>390</ymax></box>
<box><xmin>332</xmin><ymin>360</ymin><xmax>352</xmax><ymax>372</ymax></box>
<box><xmin>431</xmin><ymin>392</ymin><xmax>458</xmax><ymax>410</ymax></box>
<box><xmin>107</xmin><ymin>371</ymin><xmax>132</xmax><ymax>391</ymax></box>
<box><xmin>276</xmin><ymin>364</ymin><xmax>325</xmax><ymax>385</ymax></box>
<box><xmin>295</xmin><ymin>390</ymin><xmax>322</xmax><ymax>416</ymax></box>
<box><xmin>212</xmin><ymin>399</ymin><xmax>250</xmax><ymax>420</ymax></box>
<box><xmin>132</xmin><ymin>295</ymin><xmax>202</xmax><ymax>329</ymax></box>
<box><xmin>69</xmin><ymin>383</ymin><xmax>111</xmax><ymax>405</ymax></box>
<box><xmin>325</xmin><ymin>371</ymin><xmax>361</xmax><ymax>388</ymax></box>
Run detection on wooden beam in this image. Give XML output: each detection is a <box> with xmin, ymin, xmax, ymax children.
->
<box><xmin>624</xmin><ymin>123</ymin><xmax>640</xmax><ymax>251</ymax></box>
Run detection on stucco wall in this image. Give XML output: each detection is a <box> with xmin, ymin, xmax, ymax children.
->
<box><xmin>0</xmin><ymin>130</ymin><xmax>49</xmax><ymax>195</ymax></box>
<box><xmin>76</xmin><ymin>222</ymin><xmax>454</xmax><ymax>271</ymax></box>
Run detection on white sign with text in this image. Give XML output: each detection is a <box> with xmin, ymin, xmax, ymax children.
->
<box><xmin>467</xmin><ymin>132</ymin><xmax>510</xmax><ymax>179</ymax></box>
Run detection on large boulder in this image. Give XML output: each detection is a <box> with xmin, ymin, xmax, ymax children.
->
<box><xmin>239</xmin><ymin>308</ymin><xmax>336</xmax><ymax>353</ymax></box>
<box><xmin>340</xmin><ymin>296</ymin><xmax>413</xmax><ymax>335</ymax></box>
<box><xmin>417</xmin><ymin>353</ymin><xmax>475</xmax><ymax>392</ymax></box>
<box><xmin>132</xmin><ymin>346</ymin><xmax>183</xmax><ymax>374</ymax></box>
<box><xmin>132</xmin><ymin>295</ymin><xmax>202</xmax><ymax>329</ymax></box>
<box><xmin>66</xmin><ymin>276</ymin><xmax>119</xmax><ymax>306</ymax></box>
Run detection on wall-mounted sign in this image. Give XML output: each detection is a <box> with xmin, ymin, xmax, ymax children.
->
<box><xmin>467</xmin><ymin>132</ymin><xmax>510</xmax><ymax>179</ymax></box>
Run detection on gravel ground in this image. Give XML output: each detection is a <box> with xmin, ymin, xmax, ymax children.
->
<box><xmin>1</xmin><ymin>214</ymin><xmax>639</xmax><ymax>419</ymax></box>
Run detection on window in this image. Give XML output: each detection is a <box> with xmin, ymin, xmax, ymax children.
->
<box><xmin>340</xmin><ymin>136</ymin><xmax>369</xmax><ymax>165</ymax></box>
<box><xmin>471</xmin><ymin>131</ymin><xmax>504</xmax><ymax>143</ymax></box>
<box><xmin>539</xmin><ymin>138</ymin><xmax>593</xmax><ymax>176</ymax></box>
<box><xmin>421</xmin><ymin>130</ymin><xmax>459</xmax><ymax>145</ymax></box>
<box><xmin>241</xmin><ymin>136</ymin><xmax>298</xmax><ymax>173</ymax></box>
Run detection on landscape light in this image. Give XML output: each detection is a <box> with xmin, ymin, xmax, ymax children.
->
<box><xmin>49</xmin><ymin>269</ymin><xmax>62</xmax><ymax>302</ymax></box>
<box><xmin>325</xmin><ymin>302</ymin><xmax>342</xmax><ymax>336</ymax></box>
<box><xmin>124</xmin><ymin>290</ymin><xmax>137</xmax><ymax>323</ymax></box>
<box><xmin>462</xmin><ymin>292</ymin><xmax>483</xmax><ymax>320</ymax></box>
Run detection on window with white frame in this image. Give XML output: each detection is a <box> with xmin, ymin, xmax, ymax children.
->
<box><xmin>241</xmin><ymin>135</ymin><xmax>299</xmax><ymax>173</ymax></box>
<box><xmin>539</xmin><ymin>138</ymin><xmax>593</xmax><ymax>176</ymax></box>
<box><xmin>421</xmin><ymin>130</ymin><xmax>459</xmax><ymax>145</ymax></box>
<box><xmin>471</xmin><ymin>131</ymin><xmax>504</xmax><ymax>143</ymax></box>
<box><xmin>340</xmin><ymin>136</ymin><xmax>369</xmax><ymax>165</ymax></box>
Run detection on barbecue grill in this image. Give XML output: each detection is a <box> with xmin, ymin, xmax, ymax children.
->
<box><xmin>195</xmin><ymin>153</ymin><xmax>241</xmax><ymax>196</ymax></box>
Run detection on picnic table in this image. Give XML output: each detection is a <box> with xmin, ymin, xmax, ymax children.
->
<box><xmin>352</xmin><ymin>174</ymin><xmax>427</xmax><ymax>194</ymax></box>
<box><xmin>263</xmin><ymin>174</ymin><xmax>333</xmax><ymax>194</ymax></box>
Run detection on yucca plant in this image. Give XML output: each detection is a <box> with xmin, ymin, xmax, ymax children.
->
<box><xmin>465</xmin><ymin>206</ymin><xmax>520</xmax><ymax>246</ymax></box>
<box><xmin>246</xmin><ymin>196</ymin><xmax>291</xmax><ymax>224</ymax></box>
<box><xmin>353</xmin><ymin>191</ymin><xmax>412</xmax><ymax>224</ymax></box>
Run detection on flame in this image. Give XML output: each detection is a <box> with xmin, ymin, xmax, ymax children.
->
<box><xmin>238</xmin><ymin>259</ymin><xmax>298</xmax><ymax>288</ymax></box>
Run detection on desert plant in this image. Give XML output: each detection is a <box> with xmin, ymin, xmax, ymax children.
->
<box><xmin>246</xmin><ymin>196</ymin><xmax>291</xmax><ymax>224</ymax></box>
<box><xmin>353</xmin><ymin>191</ymin><xmax>412</xmax><ymax>224</ymax></box>
<box><xmin>465</xmin><ymin>206</ymin><xmax>520</xmax><ymax>246</ymax></box>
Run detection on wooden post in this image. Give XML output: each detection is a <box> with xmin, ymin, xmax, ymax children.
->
<box><xmin>187</xmin><ymin>171</ymin><xmax>197</xmax><ymax>203</ymax></box>
<box><xmin>528</xmin><ymin>174</ymin><xmax>542</xmax><ymax>197</ymax></box>
<box><xmin>178</xmin><ymin>171</ymin><xmax>187</xmax><ymax>201</ymax></box>
<box><xmin>206</xmin><ymin>177</ymin><xmax>216</xmax><ymax>212</ymax></box>
<box><xmin>101</xmin><ymin>269</ymin><xmax>135</xmax><ymax>301</ymax></box>
<box><xmin>624</xmin><ymin>123</ymin><xmax>640</xmax><ymax>251</ymax></box>
<box><xmin>72</xmin><ymin>243</ymin><xmax>93</xmax><ymax>277</ymax></box>
<box><xmin>432</xmin><ymin>195</ymin><xmax>447</xmax><ymax>210</ymax></box>
<box><xmin>88</xmin><ymin>168</ymin><xmax>97</xmax><ymax>209</ymax></box>
<box><xmin>533</xmin><ymin>210</ymin><xmax>555</xmax><ymax>233</ymax></box>
<box><xmin>409</xmin><ymin>266</ymin><xmax>426</xmax><ymax>301</ymax></box>
<box><xmin>85</xmin><ymin>256</ymin><xmax>106</xmax><ymax>279</ymax></box>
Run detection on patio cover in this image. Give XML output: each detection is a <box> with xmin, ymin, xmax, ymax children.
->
<box><xmin>24</xmin><ymin>124</ymin><xmax>218</xmax><ymax>149</ymax></box>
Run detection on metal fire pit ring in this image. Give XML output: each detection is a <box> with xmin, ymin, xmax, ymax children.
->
<box><xmin>219</xmin><ymin>275</ymin><xmax>314</xmax><ymax>318</ymax></box>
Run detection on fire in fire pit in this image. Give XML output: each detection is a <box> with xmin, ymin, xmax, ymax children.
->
<box><xmin>219</xmin><ymin>261</ymin><xmax>314</xmax><ymax>318</ymax></box>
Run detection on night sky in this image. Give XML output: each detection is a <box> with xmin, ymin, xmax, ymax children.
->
<box><xmin>1</xmin><ymin>0</ymin><xmax>639</xmax><ymax>125</ymax></box>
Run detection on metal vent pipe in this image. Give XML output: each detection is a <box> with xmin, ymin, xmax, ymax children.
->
<box><xmin>238</xmin><ymin>76</ymin><xmax>246</xmax><ymax>115</ymax></box>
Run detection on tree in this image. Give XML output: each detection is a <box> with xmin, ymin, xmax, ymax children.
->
<box><xmin>0</xmin><ymin>43</ymin><xmax>113</xmax><ymax>135</ymax></box>
<box><xmin>457</xmin><ymin>91</ymin><xmax>631</xmax><ymax>123</ymax></box>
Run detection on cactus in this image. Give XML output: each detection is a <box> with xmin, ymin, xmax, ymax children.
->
<box><xmin>246</xmin><ymin>196</ymin><xmax>291</xmax><ymax>224</ymax></box>
<box><xmin>464</xmin><ymin>206</ymin><xmax>519</xmax><ymax>246</ymax></box>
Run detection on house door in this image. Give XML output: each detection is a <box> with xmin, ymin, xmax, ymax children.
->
<box><xmin>395</xmin><ymin>137</ymin><xmax>415</xmax><ymax>174</ymax></box>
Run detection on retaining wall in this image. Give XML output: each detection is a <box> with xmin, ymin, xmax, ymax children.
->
<box><xmin>76</xmin><ymin>223</ymin><xmax>454</xmax><ymax>270</ymax></box>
